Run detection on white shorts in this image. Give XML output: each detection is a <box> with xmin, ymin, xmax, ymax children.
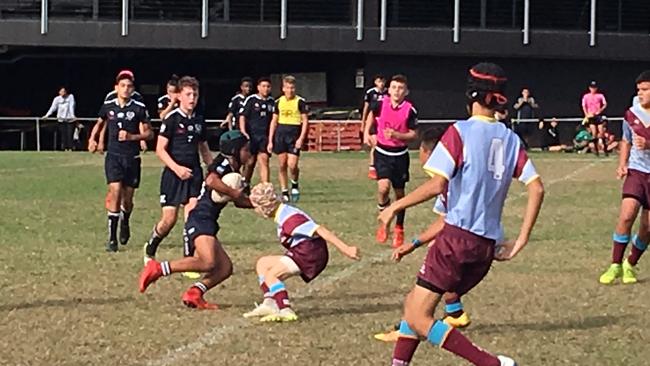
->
<box><xmin>280</xmin><ymin>256</ymin><xmax>301</xmax><ymax>275</ymax></box>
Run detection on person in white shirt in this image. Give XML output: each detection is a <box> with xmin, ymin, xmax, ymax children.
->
<box><xmin>43</xmin><ymin>87</ymin><xmax>76</xmax><ymax>151</ymax></box>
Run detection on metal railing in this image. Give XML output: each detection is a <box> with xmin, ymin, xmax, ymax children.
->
<box><xmin>0</xmin><ymin>115</ymin><xmax>625</xmax><ymax>152</ymax></box>
<box><xmin>2</xmin><ymin>0</ymin><xmax>649</xmax><ymax>44</ymax></box>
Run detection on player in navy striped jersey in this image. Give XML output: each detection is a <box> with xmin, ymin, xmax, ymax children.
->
<box><xmin>362</xmin><ymin>75</ymin><xmax>388</xmax><ymax>179</ymax></box>
<box><xmin>157</xmin><ymin>74</ymin><xmax>180</xmax><ymax>119</ymax></box>
<box><xmin>221</xmin><ymin>77</ymin><xmax>253</xmax><ymax>130</ymax></box>
<box><xmin>239</xmin><ymin>77</ymin><xmax>274</xmax><ymax>184</ymax></box>
<box><xmin>88</xmin><ymin>72</ymin><xmax>153</xmax><ymax>252</ymax></box>
<box><xmin>139</xmin><ymin>131</ymin><xmax>254</xmax><ymax>309</ymax></box>
<box><xmin>144</xmin><ymin>76</ymin><xmax>213</xmax><ymax>269</ymax></box>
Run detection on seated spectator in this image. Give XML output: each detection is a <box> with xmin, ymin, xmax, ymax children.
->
<box><xmin>573</xmin><ymin>125</ymin><xmax>595</xmax><ymax>154</ymax></box>
<box><xmin>599</xmin><ymin>119</ymin><xmax>618</xmax><ymax>153</ymax></box>
<box><xmin>538</xmin><ymin>118</ymin><xmax>566</xmax><ymax>152</ymax></box>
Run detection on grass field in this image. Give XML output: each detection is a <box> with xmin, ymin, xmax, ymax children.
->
<box><xmin>1</xmin><ymin>151</ymin><xmax>649</xmax><ymax>366</ymax></box>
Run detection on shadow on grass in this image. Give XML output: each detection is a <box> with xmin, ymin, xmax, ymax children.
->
<box><xmin>468</xmin><ymin>314</ymin><xmax>634</xmax><ymax>334</ymax></box>
<box><xmin>0</xmin><ymin>295</ymin><xmax>135</xmax><ymax>311</ymax></box>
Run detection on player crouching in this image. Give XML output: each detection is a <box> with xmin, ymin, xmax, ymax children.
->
<box><xmin>242</xmin><ymin>182</ymin><xmax>361</xmax><ymax>322</ymax></box>
<box><xmin>138</xmin><ymin>131</ymin><xmax>253</xmax><ymax>309</ymax></box>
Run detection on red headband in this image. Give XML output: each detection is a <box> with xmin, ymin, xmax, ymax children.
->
<box><xmin>469</xmin><ymin>68</ymin><xmax>507</xmax><ymax>83</ymax></box>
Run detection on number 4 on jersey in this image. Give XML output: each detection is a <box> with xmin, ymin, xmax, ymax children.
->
<box><xmin>488</xmin><ymin>138</ymin><xmax>505</xmax><ymax>180</ymax></box>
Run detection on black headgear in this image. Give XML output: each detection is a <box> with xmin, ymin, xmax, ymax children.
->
<box><xmin>466</xmin><ymin>62</ymin><xmax>508</xmax><ymax>109</ymax></box>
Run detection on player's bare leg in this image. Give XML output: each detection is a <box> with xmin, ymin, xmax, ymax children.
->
<box><xmin>368</xmin><ymin>135</ymin><xmax>377</xmax><ymax>179</ymax></box>
<box><xmin>278</xmin><ymin>153</ymin><xmax>290</xmax><ymax>202</ymax></box>
<box><xmin>600</xmin><ymin>198</ymin><xmax>640</xmax><ymax>284</ymax></box>
<box><xmin>257</xmin><ymin>152</ymin><xmax>270</xmax><ymax>183</ymax></box>
<box><xmin>118</xmin><ymin>186</ymin><xmax>135</xmax><ymax>245</ymax></box>
<box><xmin>288</xmin><ymin>153</ymin><xmax>300</xmax><ymax>202</ymax></box>
<box><xmin>105</xmin><ymin>182</ymin><xmax>122</xmax><ymax>252</ymax></box>
<box><xmin>589</xmin><ymin>123</ymin><xmax>599</xmax><ymax>156</ymax></box>
<box><xmin>245</xmin><ymin>255</ymin><xmax>297</xmax><ymax>320</ymax></box>
<box><xmin>393</xmin><ymin>285</ymin><xmax>510</xmax><ymax>366</ymax></box>
<box><xmin>623</xmin><ymin>209</ymin><xmax>650</xmax><ymax>284</ymax></box>
<box><xmin>144</xmin><ymin>206</ymin><xmax>178</xmax><ymax>263</ymax></box>
<box><xmin>243</xmin><ymin>154</ymin><xmax>257</xmax><ymax>185</ymax></box>
<box><xmin>376</xmin><ymin>178</ymin><xmax>392</xmax><ymax>243</ymax></box>
<box><xmin>597</xmin><ymin>124</ymin><xmax>608</xmax><ymax>156</ymax></box>
<box><xmin>392</xmin><ymin>188</ymin><xmax>406</xmax><ymax>248</ymax></box>
<box><xmin>139</xmin><ymin>235</ymin><xmax>233</xmax><ymax>310</ymax></box>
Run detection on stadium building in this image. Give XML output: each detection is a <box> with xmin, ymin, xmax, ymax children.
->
<box><xmin>0</xmin><ymin>0</ymin><xmax>649</xmax><ymax>149</ymax></box>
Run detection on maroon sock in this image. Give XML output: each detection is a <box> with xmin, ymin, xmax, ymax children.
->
<box><xmin>260</xmin><ymin>282</ymin><xmax>271</xmax><ymax>298</ymax></box>
<box><xmin>628</xmin><ymin>245</ymin><xmax>646</xmax><ymax>266</ymax></box>
<box><xmin>272</xmin><ymin>290</ymin><xmax>290</xmax><ymax>310</ymax></box>
<box><xmin>612</xmin><ymin>241</ymin><xmax>628</xmax><ymax>264</ymax></box>
<box><xmin>441</xmin><ymin>328</ymin><xmax>500</xmax><ymax>366</ymax></box>
<box><xmin>392</xmin><ymin>337</ymin><xmax>420</xmax><ymax>366</ymax></box>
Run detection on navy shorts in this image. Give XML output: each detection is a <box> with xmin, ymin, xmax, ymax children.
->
<box><xmin>183</xmin><ymin>215</ymin><xmax>220</xmax><ymax>257</ymax></box>
<box><xmin>159</xmin><ymin>166</ymin><xmax>203</xmax><ymax>207</ymax></box>
<box><xmin>273</xmin><ymin>125</ymin><xmax>301</xmax><ymax>156</ymax></box>
<box><xmin>249</xmin><ymin>132</ymin><xmax>270</xmax><ymax>156</ymax></box>
<box><xmin>417</xmin><ymin>224</ymin><xmax>495</xmax><ymax>296</ymax></box>
<box><xmin>105</xmin><ymin>153</ymin><xmax>141</xmax><ymax>188</ymax></box>
<box><xmin>373</xmin><ymin>149</ymin><xmax>410</xmax><ymax>189</ymax></box>
<box><xmin>286</xmin><ymin>238</ymin><xmax>329</xmax><ymax>283</ymax></box>
<box><xmin>622</xmin><ymin>169</ymin><xmax>650</xmax><ymax>209</ymax></box>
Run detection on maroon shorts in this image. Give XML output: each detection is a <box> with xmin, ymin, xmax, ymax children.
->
<box><xmin>285</xmin><ymin>238</ymin><xmax>329</xmax><ymax>283</ymax></box>
<box><xmin>416</xmin><ymin>224</ymin><xmax>495</xmax><ymax>296</ymax></box>
<box><xmin>622</xmin><ymin>169</ymin><xmax>650</xmax><ymax>209</ymax></box>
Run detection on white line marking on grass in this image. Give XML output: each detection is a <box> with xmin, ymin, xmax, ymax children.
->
<box><xmin>147</xmin><ymin>250</ymin><xmax>389</xmax><ymax>366</ymax></box>
<box><xmin>149</xmin><ymin>161</ymin><xmax>598</xmax><ymax>366</ymax></box>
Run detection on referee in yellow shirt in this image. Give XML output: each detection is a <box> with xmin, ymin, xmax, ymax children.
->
<box><xmin>268</xmin><ymin>75</ymin><xmax>309</xmax><ymax>202</ymax></box>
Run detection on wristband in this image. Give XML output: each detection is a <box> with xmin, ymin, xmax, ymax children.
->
<box><xmin>411</xmin><ymin>238</ymin><xmax>422</xmax><ymax>248</ymax></box>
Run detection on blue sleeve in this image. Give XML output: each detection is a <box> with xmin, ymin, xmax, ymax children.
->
<box><xmin>623</xmin><ymin>121</ymin><xmax>632</xmax><ymax>143</ymax></box>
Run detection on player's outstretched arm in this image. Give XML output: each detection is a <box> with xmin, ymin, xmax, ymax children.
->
<box><xmin>379</xmin><ymin>174</ymin><xmax>447</xmax><ymax>228</ymax></box>
<box><xmin>392</xmin><ymin>214</ymin><xmax>445</xmax><ymax>262</ymax></box>
<box><xmin>316</xmin><ymin>226</ymin><xmax>360</xmax><ymax>260</ymax></box>
<box><xmin>496</xmin><ymin>177</ymin><xmax>544</xmax><ymax>261</ymax></box>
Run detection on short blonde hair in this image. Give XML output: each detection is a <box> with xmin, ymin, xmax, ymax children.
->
<box><xmin>249</xmin><ymin>183</ymin><xmax>281</xmax><ymax>218</ymax></box>
<box><xmin>282</xmin><ymin>75</ymin><xmax>296</xmax><ymax>85</ymax></box>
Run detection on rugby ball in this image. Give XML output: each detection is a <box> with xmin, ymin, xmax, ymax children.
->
<box><xmin>211</xmin><ymin>172</ymin><xmax>244</xmax><ymax>203</ymax></box>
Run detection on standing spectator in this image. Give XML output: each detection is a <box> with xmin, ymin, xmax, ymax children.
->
<box><xmin>512</xmin><ymin>88</ymin><xmax>539</xmax><ymax>149</ymax></box>
<box><xmin>43</xmin><ymin>86</ymin><xmax>76</xmax><ymax>151</ymax></box>
<box><xmin>581</xmin><ymin>80</ymin><xmax>608</xmax><ymax>156</ymax></box>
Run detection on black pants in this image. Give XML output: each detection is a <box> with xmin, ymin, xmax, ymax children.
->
<box><xmin>58</xmin><ymin>122</ymin><xmax>75</xmax><ymax>150</ymax></box>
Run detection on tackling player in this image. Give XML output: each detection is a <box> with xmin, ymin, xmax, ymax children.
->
<box><xmin>381</xmin><ymin>63</ymin><xmax>544</xmax><ymax>366</ymax></box>
<box><xmin>268</xmin><ymin>75</ymin><xmax>309</xmax><ymax>202</ymax></box>
<box><xmin>143</xmin><ymin>76</ymin><xmax>213</xmax><ymax>269</ymax></box>
<box><xmin>239</xmin><ymin>77</ymin><xmax>274</xmax><ymax>184</ymax></box>
<box><xmin>139</xmin><ymin>131</ymin><xmax>253</xmax><ymax>309</ymax></box>
<box><xmin>88</xmin><ymin>71</ymin><xmax>153</xmax><ymax>252</ymax></box>
<box><xmin>364</xmin><ymin>74</ymin><xmax>418</xmax><ymax>248</ymax></box>
<box><xmin>599</xmin><ymin>71</ymin><xmax>650</xmax><ymax>285</ymax></box>
<box><xmin>242</xmin><ymin>182</ymin><xmax>360</xmax><ymax>322</ymax></box>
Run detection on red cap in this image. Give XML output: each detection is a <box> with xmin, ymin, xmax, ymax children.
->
<box><xmin>116</xmin><ymin>69</ymin><xmax>135</xmax><ymax>82</ymax></box>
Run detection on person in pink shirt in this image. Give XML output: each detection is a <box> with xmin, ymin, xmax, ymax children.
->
<box><xmin>582</xmin><ymin>81</ymin><xmax>608</xmax><ymax>156</ymax></box>
<box><xmin>364</xmin><ymin>74</ymin><xmax>418</xmax><ymax>248</ymax></box>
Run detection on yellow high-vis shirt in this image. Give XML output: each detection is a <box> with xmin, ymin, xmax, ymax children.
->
<box><xmin>274</xmin><ymin>95</ymin><xmax>309</xmax><ymax>125</ymax></box>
